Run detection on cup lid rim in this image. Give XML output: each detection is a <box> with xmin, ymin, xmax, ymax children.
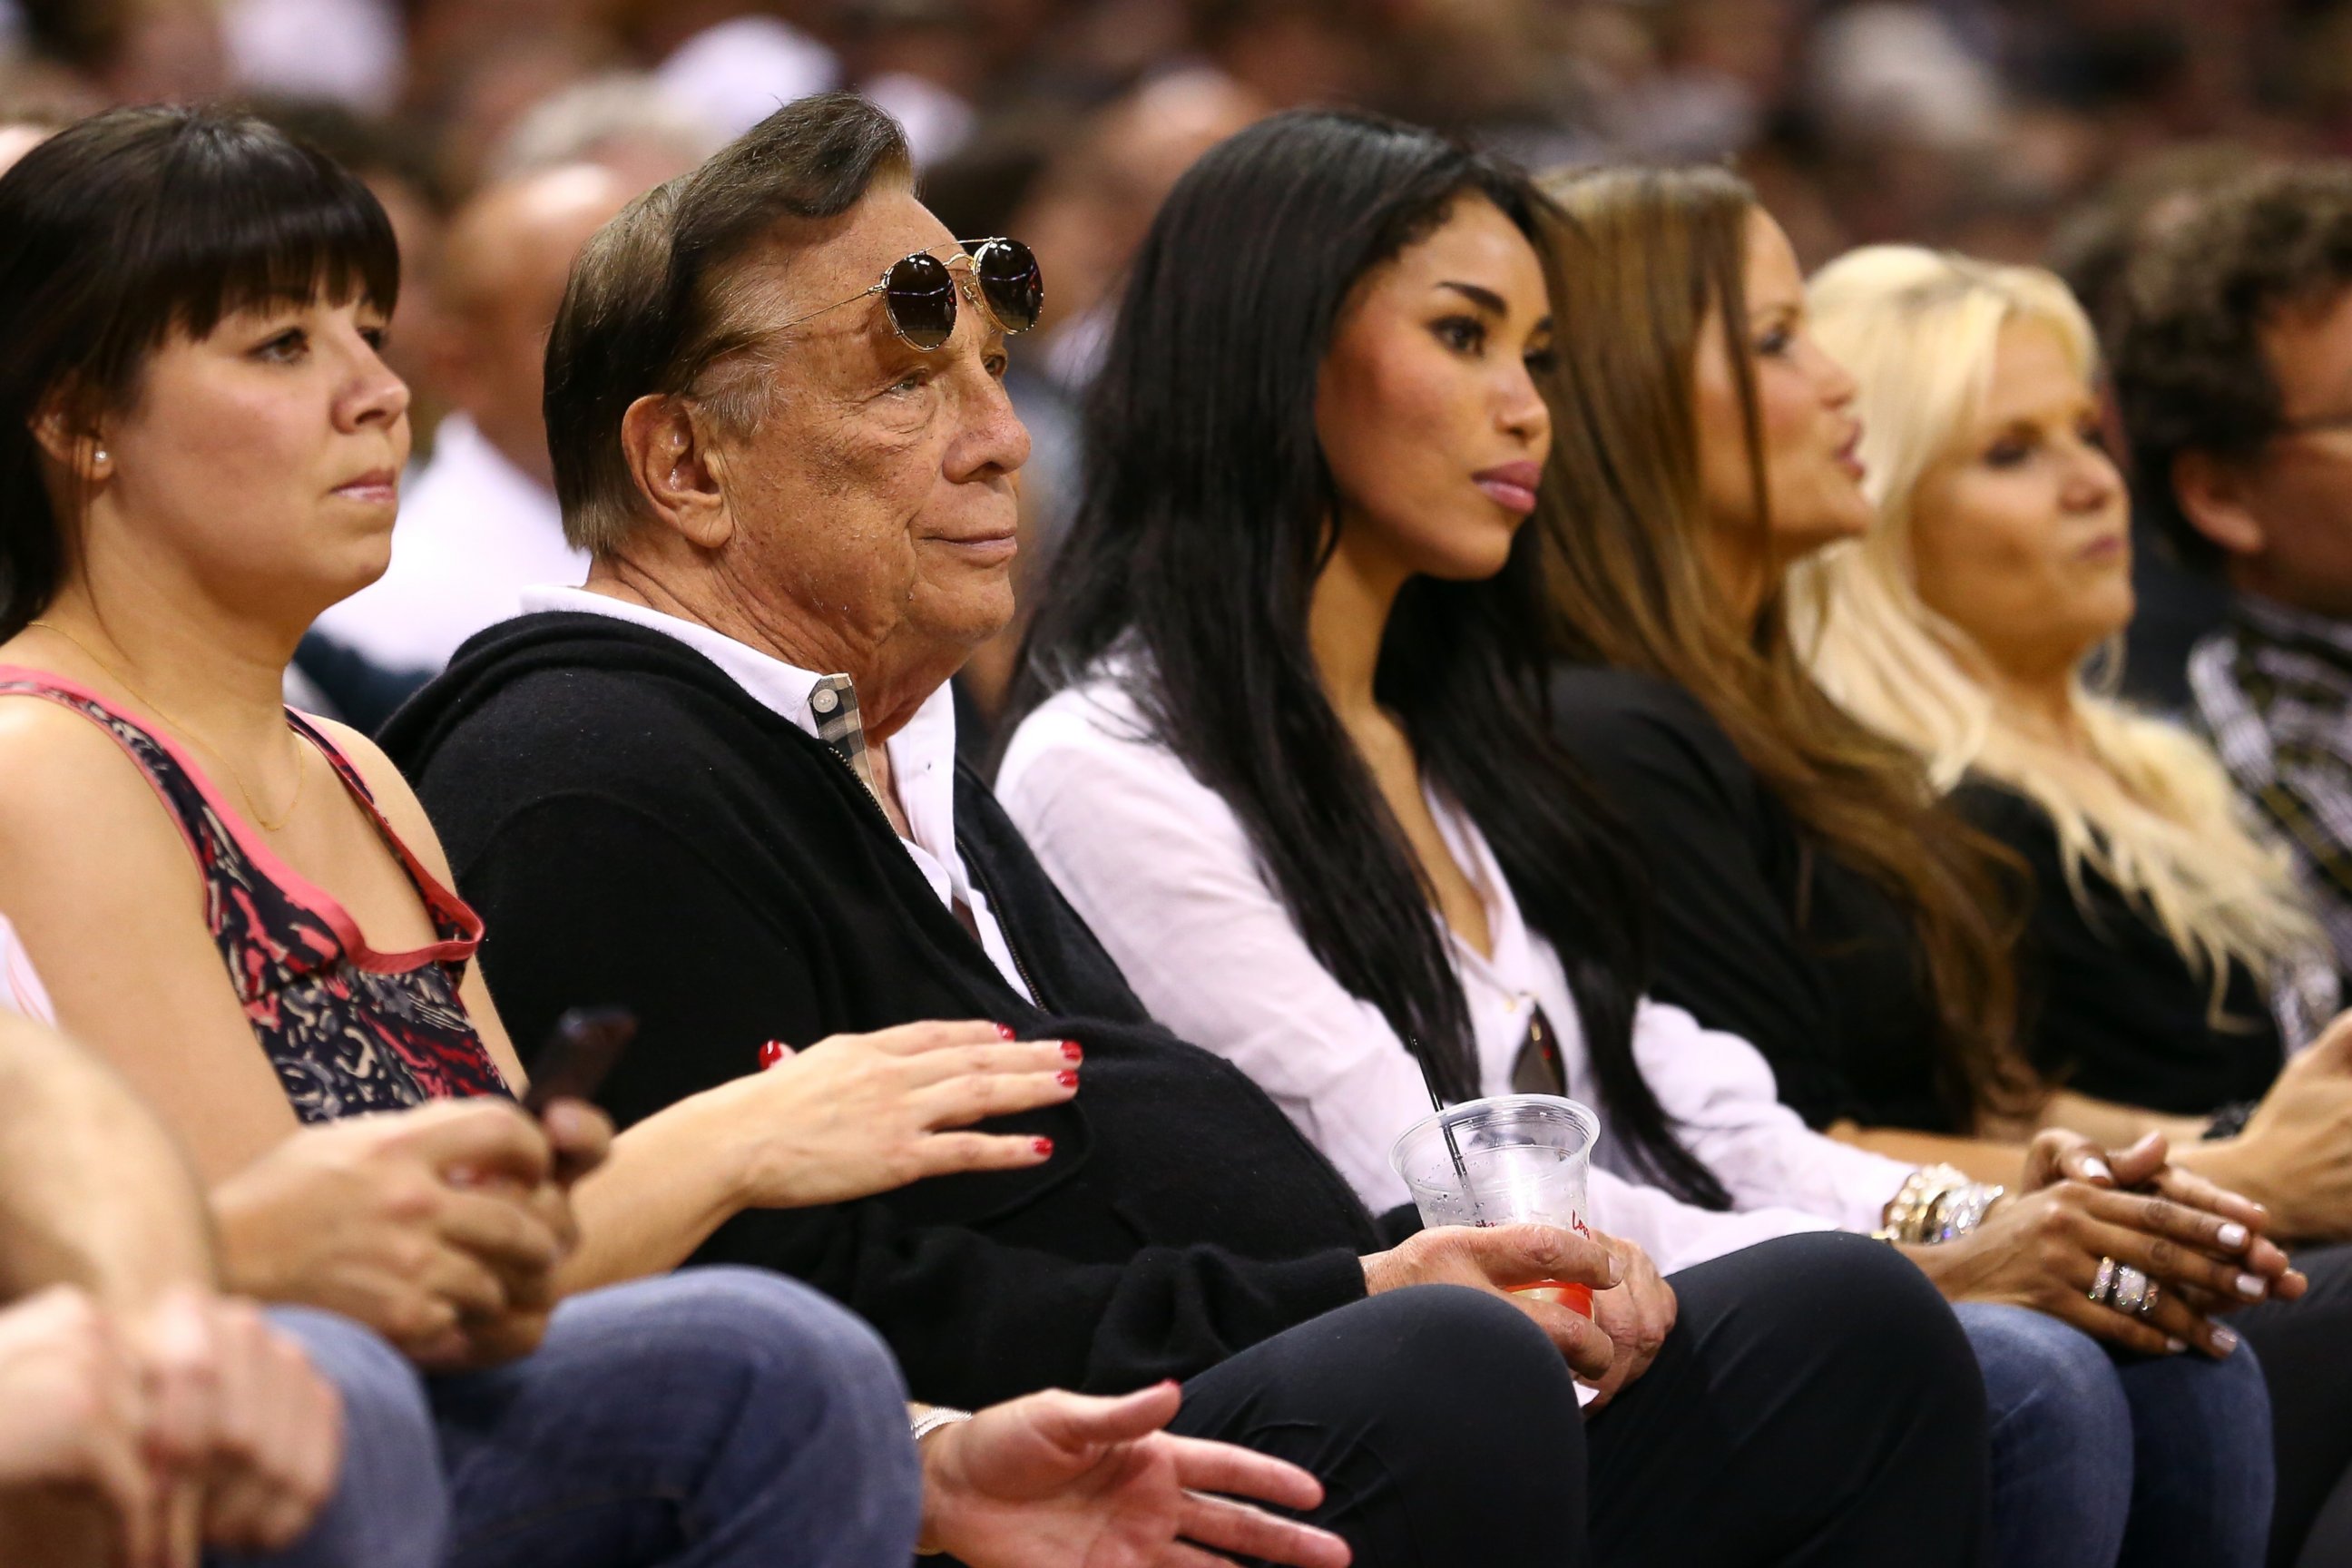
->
<box><xmin>1387</xmin><ymin>1093</ymin><xmax>1601</xmax><ymax>1176</ymax></box>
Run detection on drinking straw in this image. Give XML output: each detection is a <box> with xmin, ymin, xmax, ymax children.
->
<box><xmin>1407</xmin><ymin>1034</ymin><xmax>1485</xmax><ymax>1225</ymax></box>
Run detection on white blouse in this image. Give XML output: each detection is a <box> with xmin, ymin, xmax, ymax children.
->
<box><xmin>996</xmin><ymin>674</ymin><xmax>1914</xmax><ymax>1275</ymax></box>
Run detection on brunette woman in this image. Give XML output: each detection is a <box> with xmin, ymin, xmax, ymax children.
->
<box><xmin>996</xmin><ymin>108</ymin><xmax>2258</xmax><ymax>1568</ymax></box>
<box><xmin>0</xmin><ymin>104</ymin><xmax>1351</xmax><ymax>1568</ymax></box>
<box><xmin>1532</xmin><ymin>162</ymin><xmax>2344</xmax><ymax>1568</ymax></box>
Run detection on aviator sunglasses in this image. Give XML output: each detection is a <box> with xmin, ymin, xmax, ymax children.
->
<box><xmin>777</xmin><ymin>237</ymin><xmax>1044</xmax><ymax>350</ymax></box>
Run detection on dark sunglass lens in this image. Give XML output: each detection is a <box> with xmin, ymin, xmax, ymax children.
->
<box><xmin>972</xmin><ymin>239</ymin><xmax>1044</xmax><ymax>333</ymax></box>
<box><xmin>885</xmin><ymin>252</ymin><xmax>957</xmax><ymax>349</ymax></box>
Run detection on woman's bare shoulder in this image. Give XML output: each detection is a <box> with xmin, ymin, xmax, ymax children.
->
<box><xmin>0</xmin><ymin>696</ymin><xmax>186</xmax><ymax>839</ymax></box>
<box><xmin>0</xmin><ymin>696</ymin><xmax>205</xmax><ymax>935</ymax></box>
<box><xmin>306</xmin><ymin>714</ymin><xmax>456</xmax><ymax>873</ymax></box>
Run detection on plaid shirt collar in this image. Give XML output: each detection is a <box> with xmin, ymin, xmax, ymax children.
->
<box><xmin>2232</xmin><ymin>593</ymin><xmax>2352</xmax><ymax>671</ymax></box>
<box><xmin>808</xmin><ymin>673</ymin><xmax>884</xmax><ymax>803</ymax></box>
<box><xmin>2189</xmin><ymin>593</ymin><xmax>2352</xmax><ymax>1035</ymax></box>
<box><xmin>2193</xmin><ymin>593</ymin><xmax>2352</xmax><ymax>795</ymax></box>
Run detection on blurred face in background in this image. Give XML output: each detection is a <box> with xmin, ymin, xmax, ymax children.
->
<box><xmin>431</xmin><ymin>163</ymin><xmax>635</xmax><ymax>486</ymax></box>
<box><xmin>1316</xmin><ymin>193</ymin><xmax>1553</xmax><ymax>588</ymax></box>
<box><xmin>1691</xmin><ymin>207</ymin><xmax>1870</xmax><ymax>593</ymax></box>
<box><xmin>2210</xmin><ymin>285</ymin><xmax>2352</xmax><ymax>618</ymax></box>
<box><xmin>86</xmin><ymin>0</ymin><xmax>230</xmax><ymax>104</ymax></box>
<box><xmin>1014</xmin><ymin>71</ymin><xmax>1266</xmax><ymax>347</ymax></box>
<box><xmin>356</xmin><ymin>169</ymin><xmax>447</xmax><ymax>435</ymax></box>
<box><xmin>1907</xmin><ymin>318</ymin><xmax>2132</xmax><ymax>685</ymax></box>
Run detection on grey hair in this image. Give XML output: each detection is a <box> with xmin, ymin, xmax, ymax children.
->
<box><xmin>543</xmin><ymin>93</ymin><xmax>912</xmax><ymax>556</ymax></box>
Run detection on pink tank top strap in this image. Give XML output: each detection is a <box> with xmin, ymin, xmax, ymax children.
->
<box><xmin>0</xmin><ymin>665</ymin><xmax>508</xmax><ymax>1117</ymax></box>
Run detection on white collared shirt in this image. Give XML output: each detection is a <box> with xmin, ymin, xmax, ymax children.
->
<box><xmin>520</xmin><ymin>585</ymin><xmax>1034</xmax><ymax>1004</ymax></box>
<box><xmin>314</xmin><ymin>416</ymin><xmax>590</xmax><ymax>673</ymax></box>
<box><xmin>997</xmin><ymin>672</ymin><xmax>1914</xmax><ymax>1274</ymax></box>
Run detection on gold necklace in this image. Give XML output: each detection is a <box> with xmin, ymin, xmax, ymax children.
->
<box><xmin>25</xmin><ymin>620</ymin><xmax>308</xmax><ymax>832</ymax></box>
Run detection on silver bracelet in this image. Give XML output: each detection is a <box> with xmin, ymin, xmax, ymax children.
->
<box><xmin>1873</xmin><ymin>1166</ymin><xmax>2004</xmax><ymax>1245</ymax></box>
<box><xmin>1930</xmin><ymin>1182</ymin><xmax>2005</xmax><ymax>1242</ymax></box>
<box><xmin>911</xmin><ymin>1407</ymin><xmax>975</xmax><ymax>1558</ymax></box>
<box><xmin>910</xmin><ymin>1405</ymin><xmax>974</xmax><ymax>1445</ymax></box>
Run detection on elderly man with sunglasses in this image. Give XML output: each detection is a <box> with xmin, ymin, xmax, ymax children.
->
<box><xmin>383</xmin><ymin>93</ymin><xmax>1994</xmax><ymax>1567</ymax></box>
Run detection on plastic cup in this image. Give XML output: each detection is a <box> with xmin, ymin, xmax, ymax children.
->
<box><xmin>1389</xmin><ymin>1094</ymin><xmax>1600</xmax><ymax>1316</ymax></box>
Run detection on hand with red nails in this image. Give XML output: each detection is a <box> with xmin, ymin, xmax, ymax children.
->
<box><xmin>711</xmin><ymin>1020</ymin><xmax>1080</xmax><ymax>1209</ymax></box>
<box><xmin>916</xmin><ymin>1383</ymin><xmax>1350</xmax><ymax>1568</ymax></box>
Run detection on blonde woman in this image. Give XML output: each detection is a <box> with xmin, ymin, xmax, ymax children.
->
<box><xmin>1794</xmin><ymin>249</ymin><xmax>2352</xmax><ymax>1227</ymax></box>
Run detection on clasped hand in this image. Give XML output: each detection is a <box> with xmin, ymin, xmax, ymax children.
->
<box><xmin>0</xmin><ymin>1283</ymin><xmax>341</xmax><ymax>1568</ymax></box>
<box><xmin>210</xmin><ymin>1096</ymin><xmax>609</xmax><ymax>1370</ymax></box>
<box><xmin>1922</xmin><ymin>1128</ymin><xmax>2304</xmax><ymax>1357</ymax></box>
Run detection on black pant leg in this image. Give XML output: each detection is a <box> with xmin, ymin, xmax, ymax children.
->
<box><xmin>1167</xmin><ymin>1284</ymin><xmax>1589</xmax><ymax>1568</ymax></box>
<box><xmin>1584</xmin><ymin>1230</ymin><xmax>1991</xmax><ymax>1568</ymax></box>
<box><xmin>2233</xmin><ymin>1240</ymin><xmax>2352</xmax><ymax>1567</ymax></box>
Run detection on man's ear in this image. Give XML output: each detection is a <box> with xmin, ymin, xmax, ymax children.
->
<box><xmin>2172</xmin><ymin>449</ymin><xmax>2268</xmax><ymax>559</ymax></box>
<box><xmin>619</xmin><ymin>394</ymin><xmax>733</xmax><ymax>550</ymax></box>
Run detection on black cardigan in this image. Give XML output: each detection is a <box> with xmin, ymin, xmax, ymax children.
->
<box><xmin>1550</xmin><ymin>666</ymin><xmax>1955</xmax><ymax>1133</ymax></box>
<box><xmin>380</xmin><ymin>612</ymin><xmax>1380</xmax><ymax>1408</ymax></box>
<box><xmin>1954</xmin><ymin>778</ymin><xmax>2284</xmax><ymax>1114</ymax></box>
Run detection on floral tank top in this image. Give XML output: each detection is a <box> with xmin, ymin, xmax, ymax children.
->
<box><xmin>0</xmin><ymin>671</ymin><xmax>510</xmax><ymax>1118</ymax></box>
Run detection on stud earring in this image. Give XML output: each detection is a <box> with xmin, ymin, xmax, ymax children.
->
<box><xmin>92</xmin><ymin>446</ymin><xmax>108</xmax><ymax>466</ymax></box>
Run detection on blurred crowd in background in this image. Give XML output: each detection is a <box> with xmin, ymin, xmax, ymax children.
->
<box><xmin>12</xmin><ymin>0</ymin><xmax>2352</xmax><ymax>271</ymax></box>
<box><xmin>3</xmin><ymin>0</ymin><xmax>2343</xmax><ymax>718</ymax></box>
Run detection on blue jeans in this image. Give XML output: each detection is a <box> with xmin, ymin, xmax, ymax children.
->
<box><xmin>1959</xmin><ymin>1302</ymin><xmax>2274</xmax><ymax>1568</ymax></box>
<box><xmin>226</xmin><ymin>1269</ymin><xmax>922</xmax><ymax>1568</ymax></box>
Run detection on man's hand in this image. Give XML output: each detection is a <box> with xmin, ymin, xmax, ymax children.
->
<box><xmin>917</xmin><ymin>1384</ymin><xmax>1351</xmax><ymax>1568</ymax></box>
<box><xmin>0</xmin><ymin>1286</ymin><xmax>342</xmax><ymax>1568</ymax></box>
<box><xmin>1360</xmin><ymin>1222</ymin><xmax>1620</xmax><ymax>1379</ymax></box>
<box><xmin>1581</xmin><ymin>1235</ymin><xmax>1675</xmax><ymax>1411</ymax></box>
<box><xmin>2178</xmin><ymin>1010</ymin><xmax>2352</xmax><ymax>1241</ymax></box>
<box><xmin>131</xmin><ymin>1289</ymin><xmax>342</xmax><ymax>1559</ymax></box>
<box><xmin>0</xmin><ymin>1286</ymin><xmax>157</xmax><ymax>1564</ymax></box>
<box><xmin>210</xmin><ymin>1100</ymin><xmax>573</xmax><ymax>1368</ymax></box>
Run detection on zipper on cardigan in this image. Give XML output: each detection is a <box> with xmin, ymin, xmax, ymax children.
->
<box><xmin>812</xmin><ymin>739</ymin><xmax>1051</xmax><ymax>1010</ymax></box>
<box><xmin>955</xmin><ymin>830</ymin><xmax>1051</xmax><ymax>1012</ymax></box>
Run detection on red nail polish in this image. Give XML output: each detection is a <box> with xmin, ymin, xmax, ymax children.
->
<box><xmin>1061</xmin><ymin>1040</ymin><xmax>1083</xmax><ymax>1063</ymax></box>
<box><xmin>1056</xmin><ymin>1069</ymin><xmax>1079</xmax><ymax>1089</ymax></box>
<box><xmin>758</xmin><ymin>1040</ymin><xmax>788</xmax><ymax>1069</ymax></box>
<box><xmin>993</xmin><ymin>1023</ymin><xmax>1016</xmax><ymax>1041</ymax></box>
<box><xmin>1032</xmin><ymin>1136</ymin><xmax>1054</xmax><ymax>1158</ymax></box>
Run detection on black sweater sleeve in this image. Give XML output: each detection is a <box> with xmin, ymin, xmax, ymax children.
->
<box><xmin>1553</xmin><ymin>672</ymin><xmax>1859</xmax><ymax>1128</ymax></box>
<box><xmin>457</xmin><ymin>791</ymin><xmax>1369</xmax><ymax>1407</ymax></box>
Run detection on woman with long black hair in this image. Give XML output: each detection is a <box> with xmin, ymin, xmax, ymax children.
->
<box><xmin>998</xmin><ymin>113</ymin><xmax>2279</xmax><ymax>1566</ymax></box>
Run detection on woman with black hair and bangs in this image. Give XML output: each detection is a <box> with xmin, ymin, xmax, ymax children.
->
<box><xmin>997</xmin><ymin>110</ymin><xmax>2285</xmax><ymax>1564</ymax></box>
<box><xmin>0</xmin><ymin>104</ymin><xmax>1376</xmax><ymax>1568</ymax></box>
